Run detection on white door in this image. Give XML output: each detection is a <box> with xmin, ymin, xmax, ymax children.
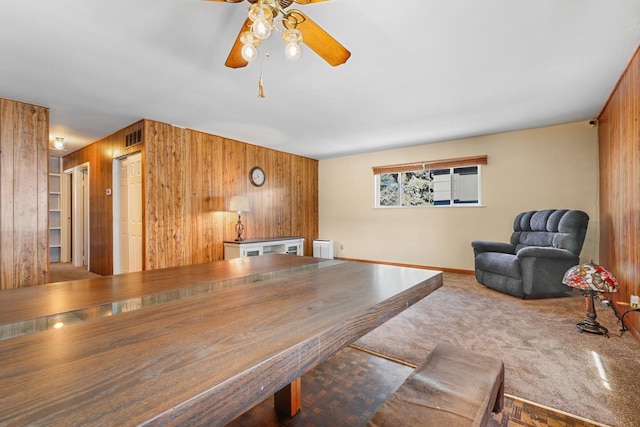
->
<box><xmin>61</xmin><ymin>169</ymin><xmax>72</xmax><ymax>263</ymax></box>
<box><xmin>114</xmin><ymin>153</ymin><xmax>143</xmax><ymax>274</ymax></box>
<box><xmin>82</xmin><ymin>168</ymin><xmax>89</xmax><ymax>266</ymax></box>
<box><xmin>127</xmin><ymin>153</ymin><xmax>143</xmax><ymax>272</ymax></box>
<box><xmin>118</xmin><ymin>158</ymin><xmax>130</xmax><ymax>273</ymax></box>
<box><xmin>72</xmin><ymin>164</ymin><xmax>90</xmax><ymax>269</ymax></box>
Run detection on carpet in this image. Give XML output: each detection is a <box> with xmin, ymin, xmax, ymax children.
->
<box><xmin>352</xmin><ymin>272</ymin><xmax>640</xmax><ymax>427</ymax></box>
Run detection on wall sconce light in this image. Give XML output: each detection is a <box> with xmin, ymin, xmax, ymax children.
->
<box><xmin>229</xmin><ymin>196</ymin><xmax>250</xmax><ymax>242</ymax></box>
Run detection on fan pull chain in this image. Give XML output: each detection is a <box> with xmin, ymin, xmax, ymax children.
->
<box><xmin>257</xmin><ymin>53</ymin><xmax>269</xmax><ymax>98</ymax></box>
<box><xmin>258</xmin><ymin>75</ymin><xmax>265</xmax><ymax>98</ymax></box>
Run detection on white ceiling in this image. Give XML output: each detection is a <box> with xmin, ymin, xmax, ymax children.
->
<box><xmin>1</xmin><ymin>0</ymin><xmax>639</xmax><ymax>160</ymax></box>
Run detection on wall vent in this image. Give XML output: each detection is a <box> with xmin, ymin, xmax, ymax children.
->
<box><xmin>125</xmin><ymin>128</ymin><xmax>142</xmax><ymax>148</ymax></box>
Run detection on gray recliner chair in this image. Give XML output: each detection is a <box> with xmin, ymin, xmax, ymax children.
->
<box><xmin>471</xmin><ymin>209</ymin><xmax>589</xmax><ymax>298</ymax></box>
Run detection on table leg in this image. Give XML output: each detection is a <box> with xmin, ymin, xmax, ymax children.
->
<box><xmin>274</xmin><ymin>377</ymin><xmax>301</xmax><ymax>417</ymax></box>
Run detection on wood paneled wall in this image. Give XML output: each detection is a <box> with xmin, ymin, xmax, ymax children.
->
<box><xmin>598</xmin><ymin>44</ymin><xmax>640</xmax><ymax>339</ymax></box>
<box><xmin>0</xmin><ymin>98</ymin><xmax>49</xmax><ymax>290</ymax></box>
<box><xmin>144</xmin><ymin>120</ymin><xmax>318</xmax><ymax>270</ymax></box>
<box><xmin>64</xmin><ymin>119</ymin><xmax>318</xmax><ymax>274</ymax></box>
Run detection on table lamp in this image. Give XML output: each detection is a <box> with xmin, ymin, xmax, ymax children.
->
<box><xmin>562</xmin><ymin>261</ymin><xmax>619</xmax><ymax>337</ymax></box>
<box><xmin>229</xmin><ymin>196</ymin><xmax>249</xmax><ymax>242</ymax></box>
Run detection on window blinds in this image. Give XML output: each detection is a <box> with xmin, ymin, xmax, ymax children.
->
<box><xmin>372</xmin><ymin>155</ymin><xmax>487</xmax><ymax>175</ymax></box>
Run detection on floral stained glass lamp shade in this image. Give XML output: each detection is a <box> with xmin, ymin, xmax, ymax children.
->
<box><xmin>562</xmin><ymin>262</ymin><xmax>619</xmax><ymax>337</ymax></box>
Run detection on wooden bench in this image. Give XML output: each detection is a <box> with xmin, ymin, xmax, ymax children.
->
<box><xmin>367</xmin><ymin>342</ymin><xmax>505</xmax><ymax>427</ymax></box>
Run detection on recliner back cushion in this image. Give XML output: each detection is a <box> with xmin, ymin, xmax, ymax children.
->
<box><xmin>510</xmin><ymin>209</ymin><xmax>589</xmax><ymax>255</ymax></box>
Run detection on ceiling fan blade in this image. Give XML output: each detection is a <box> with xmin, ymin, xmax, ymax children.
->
<box><xmin>287</xmin><ymin>10</ymin><xmax>350</xmax><ymax>67</ymax></box>
<box><xmin>225</xmin><ymin>17</ymin><xmax>252</xmax><ymax>68</ymax></box>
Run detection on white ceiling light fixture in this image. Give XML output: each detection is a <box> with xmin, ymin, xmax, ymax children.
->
<box><xmin>53</xmin><ymin>137</ymin><xmax>66</xmax><ymax>151</ymax></box>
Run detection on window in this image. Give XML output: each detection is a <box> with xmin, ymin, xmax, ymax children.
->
<box><xmin>373</xmin><ymin>156</ymin><xmax>486</xmax><ymax>208</ymax></box>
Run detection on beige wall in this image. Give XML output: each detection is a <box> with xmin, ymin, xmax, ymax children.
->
<box><xmin>319</xmin><ymin>121</ymin><xmax>599</xmax><ymax>271</ymax></box>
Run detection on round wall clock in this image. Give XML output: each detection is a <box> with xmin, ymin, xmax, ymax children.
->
<box><xmin>249</xmin><ymin>166</ymin><xmax>266</xmax><ymax>187</ymax></box>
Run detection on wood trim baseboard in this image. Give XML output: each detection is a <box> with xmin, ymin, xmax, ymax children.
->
<box><xmin>334</xmin><ymin>257</ymin><xmax>474</xmax><ymax>276</ymax></box>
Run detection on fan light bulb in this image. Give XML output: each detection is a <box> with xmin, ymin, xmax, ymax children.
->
<box><xmin>282</xmin><ymin>29</ymin><xmax>302</xmax><ymax>61</ymax></box>
<box><xmin>248</xmin><ymin>3</ymin><xmax>274</xmax><ymax>40</ymax></box>
<box><xmin>241</xmin><ymin>44</ymin><xmax>258</xmax><ymax>62</ymax></box>
<box><xmin>240</xmin><ymin>31</ymin><xmax>261</xmax><ymax>62</ymax></box>
<box><xmin>285</xmin><ymin>42</ymin><xmax>301</xmax><ymax>61</ymax></box>
<box><xmin>252</xmin><ymin>16</ymin><xmax>272</xmax><ymax>40</ymax></box>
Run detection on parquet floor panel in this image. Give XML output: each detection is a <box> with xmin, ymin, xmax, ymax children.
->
<box><xmin>228</xmin><ymin>347</ymin><xmax>605</xmax><ymax>427</ymax></box>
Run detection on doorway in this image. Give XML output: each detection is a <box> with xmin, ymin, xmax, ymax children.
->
<box><xmin>66</xmin><ymin>163</ymin><xmax>90</xmax><ymax>269</ymax></box>
<box><xmin>60</xmin><ymin>169</ymin><xmax>72</xmax><ymax>263</ymax></box>
<box><xmin>113</xmin><ymin>152</ymin><xmax>143</xmax><ymax>274</ymax></box>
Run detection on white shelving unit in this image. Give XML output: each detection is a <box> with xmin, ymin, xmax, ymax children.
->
<box><xmin>223</xmin><ymin>237</ymin><xmax>304</xmax><ymax>260</ymax></box>
<box><xmin>49</xmin><ymin>156</ymin><xmax>62</xmax><ymax>263</ymax></box>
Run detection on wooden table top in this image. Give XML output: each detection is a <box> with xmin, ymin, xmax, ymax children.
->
<box><xmin>0</xmin><ymin>255</ymin><xmax>442</xmax><ymax>426</ymax></box>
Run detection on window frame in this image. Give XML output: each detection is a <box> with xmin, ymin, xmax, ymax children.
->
<box><xmin>373</xmin><ymin>156</ymin><xmax>486</xmax><ymax>209</ymax></box>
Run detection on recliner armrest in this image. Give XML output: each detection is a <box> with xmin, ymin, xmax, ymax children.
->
<box><xmin>471</xmin><ymin>240</ymin><xmax>516</xmax><ymax>255</ymax></box>
<box><xmin>516</xmin><ymin>246</ymin><xmax>577</xmax><ymax>260</ymax></box>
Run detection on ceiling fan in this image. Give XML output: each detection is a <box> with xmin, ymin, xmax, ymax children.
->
<box><xmin>207</xmin><ymin>0</ymin><xmax>351</xmax><ymax>68</ymax></box>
